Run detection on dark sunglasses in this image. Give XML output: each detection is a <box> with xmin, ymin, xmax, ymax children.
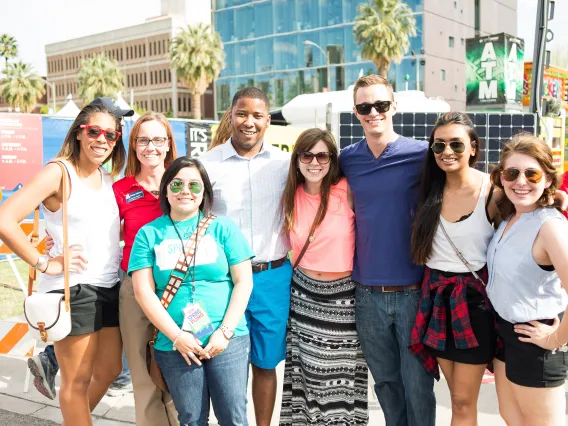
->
<box><xmin>355</xmin><ymin>100</ymin><xmax>392</xmax><ymax>115</ymax></box>
<box><xmin>298</xmin><ymin>152</ymin><xmax>332</xmax><ymax>164</ymax></box>
<box><xmin>169</xmin><ymin>180</ymin><xmax>203</xmax><ymax>194</ymax></box>
<box><xmin>431</xmin><ymin>141</ymin><xmax>467</xmax><ymax>155</ymax></box>
<box><xmin>135</xmin><ymin>137</ymin><xmax>168</xmax><ymax>147</ymax></box>
<box><xmin>80</xmin><ymin>124</ymin><xmax>121</xmax><ymax>143</ymax></box>
<box><xmin>501</xmin><ymin>167</ymin><xmax>544</xmax><ymax>183</ymax></box>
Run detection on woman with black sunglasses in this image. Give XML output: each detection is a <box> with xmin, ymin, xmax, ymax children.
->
<box><xmin>279</xmin><ymin>128</ymin><xmax>368</xmax><ymax>426</ymax></box>
<box><xmin>0</xmin><ymin>101</ymin><xmax>127</xmax><ymax>426</ymax></box>
<box><xmin>486</xmin><ymin>134</ymin><xmax>568</xmax><ymax>426</ymax></box>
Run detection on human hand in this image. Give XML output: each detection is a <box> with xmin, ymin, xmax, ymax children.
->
<box><xmin>45</xmin><ymin>233</ymin><xmax>54</xmax><ymax>252</ymax></box>
<box><xmin>514</xmin><ymin>317</ymin><xmax>560</xmax><ymax>350</ymax></box>
<box><xmin>551</xmin><ymin>189</ymin><xmax>568</xmax><ymax>211</ymax></box>
<box><xmin>42</xmin><ymin>245</ymin><xmax>88</xmax><ymax>276</ymax></box>
<box><xmin>175</xmin><ymin>331</ymin><xmax>205</xmax><ymax>366</ymax></box>
<box><xmin>201</xmin><ymin>329</ymin><xmax>230</xmax><ymax>359</ymax></box>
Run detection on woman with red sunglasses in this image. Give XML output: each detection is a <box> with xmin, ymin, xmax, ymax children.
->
<box><xmin>0</xmin><ymin>101</ymin><xmax>126</xmax><ymax>426</ymax></box>
<box><xmin>486</xmin><ymin>134</ymin><xmax>568</xmax><ymax>426</ymax></box>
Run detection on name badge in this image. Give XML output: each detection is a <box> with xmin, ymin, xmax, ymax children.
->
<box><xmin>125</xmin><ymin>190</ymin><xmax>144</xmax><ymax>203</ymax></box>
<box><xmin>182</xmin><ymin>301</ymin><xmax>214</xmax><ymax>340</ymax></box>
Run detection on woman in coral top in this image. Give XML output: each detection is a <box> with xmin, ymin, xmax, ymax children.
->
<box><xmin>279</xmin><ymin>128</ymin><xmax>368</xmax><ymax>426</ymax></box>
<box><xmin>560</xmin><ymin>171</ymin><xmax>568</xmax><ymax>219</ymax></box>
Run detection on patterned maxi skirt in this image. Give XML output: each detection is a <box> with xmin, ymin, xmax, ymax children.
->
<box><xmin>279</xmin><ymin>268</ymin><xmax>368</xmax><ymax>426</ymax></box>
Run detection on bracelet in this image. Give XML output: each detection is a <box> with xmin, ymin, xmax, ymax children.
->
<box><xmin>172</xmin><ymin>330</ymin><xmax>183</xmax><ymax>351</ymax></box>
<box><xmin>39</xmin><ymin>260</ymin><xmax>49</xmax><ymax>274</ymax></box>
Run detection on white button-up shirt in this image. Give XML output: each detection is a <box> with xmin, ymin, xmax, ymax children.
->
<box><xmin>200</xmin><ymin>139</ymin><xmax>291</xmax><ymax>263</ymax></box>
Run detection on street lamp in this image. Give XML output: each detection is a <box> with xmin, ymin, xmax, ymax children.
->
<box><xmin>42</xmin><ymin>78</ymin><xmax>57</xmax><ymax>113</ymax></box>
<box><xmin>304</xmin><ymin>40</ymin><xmax>331</xmax><ymax>91</ymax></box>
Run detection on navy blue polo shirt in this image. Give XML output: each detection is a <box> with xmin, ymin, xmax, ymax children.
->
<box><xmin>339</xmin><ymin>136</ymin><xmax>427</xmax><ymax>286</ymax></box>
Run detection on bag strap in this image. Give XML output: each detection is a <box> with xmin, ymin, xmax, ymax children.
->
<box><xmin>152</xmin><ymin>214</ymin><xmax>216</xmax><ymax>342</ymax></box>
<box><xmin>292</xmin><ymin>232</ymin><xmax>314</xmax><ymax>270</ymax></box>
<box><xmin>27</xmin><ymin>207</ymin><xmax>40</xmax><ymax>295</ymax></box>
<box><xmin>439</xmin><ymin>221</ymin><xmax>486</xmax><ymax>286</ymax></box>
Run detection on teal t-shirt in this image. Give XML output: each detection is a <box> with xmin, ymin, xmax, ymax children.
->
<box><xmin>128</xmin><ymin>214</ymin><xmax>254</xmax><ymax>351</ymax></box>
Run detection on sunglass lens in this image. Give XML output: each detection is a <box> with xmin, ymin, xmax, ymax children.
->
<box><xmin>450</xmin><ymin>142</ymin><xmax>466</xmax><ymax>153</ymax></box>
<box><xmin>316</xmin><ymin>153</ymin><xmax>331</xmax><ymax>164</ymax></box>
<box><xmin>431</xmin><ymin>143</ymin><xmax>445</xmax><ymax>154</ymax></box>
<box><xmin>525</xmin><ymin>169</ymin><xmax>543</xmax><ymax>183</ymax></box>
<box><xmin>87</xmin><ymin>127</ymin><xmax>102</xmax><ymax>138</ymax></box>
<box><xmin>356</xmin><ymin>103</ymin><xmax>372</xmax><ymax>115</ymax></box>
<box><xmin>299</xmin><ymin>152</ymin><xmax>314</xmax><ymax>164</ymax></box>
<box><xmin>169</xmin><ymin>181</ymin><xmax>184</xmax><ymax>193</ymax></box>
<box><xmin>106</xmin><ymin>131</ymin><xmax>119</xmax><ymax>142</ymax></box>
<box><xmin>375</xmin><ymin>101</ymin><xmax>391</xmax><ymax>113</ymax></box>
<box><xmin>189</xmin><ymin>182</ymin><xmax>203</xmax><ymax>194</ymax></box>
<box><xmin>502</xmin><ymin>168</ymin><xmax>520</xmax><ymax>182</ymax></box>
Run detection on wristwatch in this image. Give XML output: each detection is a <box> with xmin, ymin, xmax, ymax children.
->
<box><xmin>33</xmin><ymin>254</ymin><xmax>50</xmax><ymax>273</ymax></box>
<box><xmin>218</xmin><ymin>324</ymin><xmax>234</xmax><ymax>340</ymax></box>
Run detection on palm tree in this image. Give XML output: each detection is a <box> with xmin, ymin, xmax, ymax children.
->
<box><xmin>170</xmin><ymin>23</ymin><xmax>225</xmax><ymax>119</ymax></box>
<box><xmin>0</xmin><ymin>61</ymin><xmax>45</xmax><ymax>113</ymax></box>
<box><xmin>353</xmin><ymin>0</ymin><xmax>417</xmax><ymax>77</ymax></box>
<box><xmin>77</xmin><ymin>54</ymin><xmax>124</xmax><ymax>103</ymax></box>
<box><xmin>0</xmin><ymin>34</ymin><xmax>18</xmax><ymax>67</ymax></box>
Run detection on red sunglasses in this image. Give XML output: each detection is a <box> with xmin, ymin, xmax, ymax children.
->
<box><xmin>80</xmin><ymin>125</ymin><xmax>121</xmax><ymax>143</ymax></box>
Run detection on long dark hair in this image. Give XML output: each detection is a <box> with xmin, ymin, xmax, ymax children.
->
<box><xmin>490</xmin><ymin>133</ymin><xmax>558</xmax><ymax>219</ymax></box>
<box><xmin>159</xmin><ymin>157</ymin><xmax>214</xmax><ymax>216</ymax></box>
<box><xmin>281</xmin><ymin>128</ymin><xmax>341</xmax><ymax>232</ymax></box>
<box><xmin>411</xmin><ymin>112</ymin><xmax>481</xmax><ymax>265</ymax></box>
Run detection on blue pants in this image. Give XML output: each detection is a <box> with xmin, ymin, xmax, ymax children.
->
<box><xmin>155</xmin><ymin>335</ymin><xmax>250</xmax><ymax>426</ymax></box>
<box><xmin>355</xmin><ymin>284</ymin><xmax>436</xmax><ymax>426</ymax></box>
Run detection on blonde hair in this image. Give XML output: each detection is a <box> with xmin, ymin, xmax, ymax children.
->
<box><xmin>353</xmin><ymin>74</ymin><xmax>394</xmax><ymax>104</ymax></box>
<box><xmin>208</xmin><ymin>108</ymin><xmax>232</xmax><ymax>151</ymax></box>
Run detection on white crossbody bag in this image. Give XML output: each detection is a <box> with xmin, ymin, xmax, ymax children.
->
<box><xmin>23</xmin><ymin>161</ymin><xmax>71</xmax><ymax>343</ymax></box>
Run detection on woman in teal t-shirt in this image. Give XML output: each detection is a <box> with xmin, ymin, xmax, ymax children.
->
<box><xmin>129</xmin><ymin>157</ymin><xmax>254</xmax><ymax>425</ymax></box>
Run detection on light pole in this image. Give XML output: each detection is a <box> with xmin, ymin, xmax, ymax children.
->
<box><xmin>42</xmin><ymin>78</ymin><xmax>57</xmax><ymax>113</ymax></box>
<box><xmin>304</xmin><ymin>40</ymin><xmax>331</xmax><ymax>91</ymax></box>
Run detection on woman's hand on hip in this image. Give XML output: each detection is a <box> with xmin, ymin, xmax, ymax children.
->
<box><xmin>514</xmin><ymin>316</ymin><xmax>560</xmax><ymax>350</ymax></box>
<box><xmin>43</xmin><ymin>245</ymin><xmax>88</xmax><ymax>276</ymax></box>
<box><xmin>176</xmin><ymin>331</ymin><xmax>205</xmax><ymax>366</ymax></box>
<box><xmin>201</xmin><ymin>329</ymin><xmax>230</xmax><ymax>359</ymax></box>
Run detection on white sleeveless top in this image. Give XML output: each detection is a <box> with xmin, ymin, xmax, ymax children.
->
<box><xmin>426</xmin><ymin>174</ymin><xmax>495</xmax><ymax>273</ymax></box>
<box><xmin>38</xmin><ymin>160</ymin><xmax>120</xmax><ymax>293</ymax></box>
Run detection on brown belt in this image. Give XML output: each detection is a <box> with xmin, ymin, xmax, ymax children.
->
<box><xmin>367</xmin><ymin>283</ymin><xmax>421</xmax><ymax>293</ymax></box>
<box><xmin>251</xmin><ymin>256</ymin><xmax>288</xmax><ymax>274</ymax></box>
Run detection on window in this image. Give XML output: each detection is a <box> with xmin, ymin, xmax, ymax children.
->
<box><xmin>135</xmin><ymin>74</ymin><xmax>139</xmax><ymax>87</ymax></box>
<box><xmin>441</xmin><ymin>69</ymin><xmax>446</xmax><ymax>81</ymax></box>
<box><xmin>475</xmin><ymin>0</ymin><xmax>480</xmax><ymax>34</ymax></box>
<box><xmin>127</xmin><ymin>75</ymin><xmax>131</xmax><ymax>87</ymax></box>
<box><xmin>150</xmin><ymin>72</ymin><xmax>153</xmax><ymax>85</ymax></box>
<box><xmin>449</xmin><ymin>37</ymin><xmax>455</xmax><ymax>48</ymax></box>
<box><xmin>454</xmin><ymin>1</ymin><xmax>457</xmax><ymax>8</ymax></box>
<box><xmin>461</xmin><ymin>38</ymin><xmax>465</xmax><ymax>45</ymax></box>
<box><xmin>455</xmin><ymin>85</ymin><xmax>458</xmax><ymax>92</ymax></box>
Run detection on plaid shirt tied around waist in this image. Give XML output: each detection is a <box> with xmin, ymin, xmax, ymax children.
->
<box><xmin>409</xmin><ymin>266</ymin><xmax>494</xmax><ymax>380</ymax></box>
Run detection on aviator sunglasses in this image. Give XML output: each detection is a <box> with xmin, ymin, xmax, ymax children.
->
<box><xmin>355</xmin><ymin>100</ymin><xmax>392</xmax><ymax>115</ymax></box>
<box><xmin>431</xmin><ymin>141</ymin><xmax>468</xmax><ymax>155</ymax></box>
<box><xmin>298</xmin><ymin>152</ymin><xmax>332</xmax><ymax>164</ymax></box>
<box><xmin>501</xmin><ymin>167</ymin><xmax>544</xmax><ymax>184</ymax></box>
<box><xmin>80</xmin><ymin>125</ymin><xmax>121</xmax><ymax>143</ymax></box>
<box><xmin>169</xmin><ymin>180</ymin><xmax>203</xmax><ymax>194</ymax></box>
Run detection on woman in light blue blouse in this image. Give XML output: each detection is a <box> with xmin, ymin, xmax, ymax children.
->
<box><xmin>129</xmin><ymin>157</ymin><xmax>254</xmax><ymax>426</ymax></box>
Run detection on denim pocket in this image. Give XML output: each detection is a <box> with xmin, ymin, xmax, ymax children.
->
<box><xmin>355</xmin><ymin>283</ymin><xmax>370</xmax><ymax>307</ymax></box>
<box><xmin>409</xmin><ymin>288</ymin><xmax>421</xmax><ymax>307</ymax></box>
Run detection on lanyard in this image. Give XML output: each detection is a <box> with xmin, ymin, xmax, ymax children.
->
<box><xmin>169</xmin><ymin>212</ymin><xmax>201</xmax><ymax>303</ymax></box>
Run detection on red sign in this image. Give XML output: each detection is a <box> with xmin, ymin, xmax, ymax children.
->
<box><xmin>0</xmin><ymin>114</ymin><xmax>43</xmax><ymax>192</ymax></box>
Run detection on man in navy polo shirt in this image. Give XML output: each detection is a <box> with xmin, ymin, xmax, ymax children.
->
<box><xmin>339</xmin><ymin>75</ymin><xmax>435</xmax><ymax>426</ymax></box>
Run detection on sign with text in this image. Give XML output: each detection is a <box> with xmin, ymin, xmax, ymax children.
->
<box><xmin>0</xmin><ymin>114</ymin><xmax>43</xmax><ymax>193</ymax></box>
<box><xmin>466</xmin><ymin>33</ymin><xmax>524</xmax><ymax>110</ymax></box>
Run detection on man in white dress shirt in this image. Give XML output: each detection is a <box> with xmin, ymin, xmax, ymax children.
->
<box><xmin>200</xmin><ymin>87</ymin><xmax>291</xmax><ymax>426</ymax></box>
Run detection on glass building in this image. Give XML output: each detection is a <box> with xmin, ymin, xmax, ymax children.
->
<box><xmin>214</xmin><ymin>0</ymin><xmax>424</xmax><ymax>116</ymax></box>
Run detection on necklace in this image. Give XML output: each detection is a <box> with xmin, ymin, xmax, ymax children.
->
<box><xmin>150</xmin><ymin>190</ymin><xmax>160</xmax><ymax>196</ymax></box>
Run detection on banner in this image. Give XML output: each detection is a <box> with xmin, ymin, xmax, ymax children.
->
<box><xmin>523</xmin><ymin>63</ymin><xmax>568</xmax><ymax>109</ymax></box>
<box><xmin>466</xmin><ymin>33</ymin><xmax>524</xmax><ymax>110</ymax></box>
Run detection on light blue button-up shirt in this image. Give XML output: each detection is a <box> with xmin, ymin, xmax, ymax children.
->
<box><xmin>200</xmin><ymin>139</ymin><xmax>291</xmax><ymax>263</ymax></box>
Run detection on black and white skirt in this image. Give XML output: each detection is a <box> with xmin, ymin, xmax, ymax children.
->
<box><xmin>279</xmin><ymin>268</ymin><xmax>368</xmax><ymax>426</ymax></box>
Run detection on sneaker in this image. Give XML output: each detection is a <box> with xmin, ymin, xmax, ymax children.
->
<box><xmin>106</xmin><ymin>381</ymin><xmax>133</xmax><ymax>397</ymax></box>
<box><xmin>28</xmin><ymin>353</ymin><xmax>57</xmax><ymax>400</ymax></box>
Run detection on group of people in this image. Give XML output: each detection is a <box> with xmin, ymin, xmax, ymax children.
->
<box><xmin>0</xmin><ymin>74</ymin><xmax>567</xmax><ymax>426</ymax></box>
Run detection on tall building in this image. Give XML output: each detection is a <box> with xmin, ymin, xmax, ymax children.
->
<box><xmin>214</xmin><ymin>0</ymin><xmax>517</xmax><ymax>113</ymax></box>
<box><xmin>45</xmin><ymin>0</ymin><xmax>215</xmax><ymax>118</ymax></box>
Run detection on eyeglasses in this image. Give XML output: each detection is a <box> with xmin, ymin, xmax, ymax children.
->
<box><xmin>169</xmin><ymin>180</ymin><xmax>203</xmax><ymax>194</ymax></box>
<box><xmin>80</xmin><ymin>125</ymin><xmax>121</xmax><ymax>143</ymax></box>
<box><xmin>355</xmin><ymin>100</ymin><xmax>392</xmax><ymax>115</ymax></box>
<box><xmin>501</xmin><ymin>167</ymin><xmax>544</xmax><ymax>183</ymax></box>
<box><xmin>431</xmin><ymin>141</ymin><xmax>467</xmax><ymax>155</ymax></box>
<box><xmin>298</xmin><ymin>152</ymin><xmax>332</xmax><ymax>164</ymax></box>
<box><xmin>135</xmin><ymin>137</ymin><xmax>168</xmax><ymax>147</ymax></box>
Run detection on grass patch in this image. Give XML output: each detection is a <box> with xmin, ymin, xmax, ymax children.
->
<box><xmin>0</xmin><ymin>258</ymin><xmax>29</xmax><ymax>289</ymax></box>
<box><xmin>0</xmin><ymin>258</ymin><xmax>28</xmax><ymax>320</ymax></box>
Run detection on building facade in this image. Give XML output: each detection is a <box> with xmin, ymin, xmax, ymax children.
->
<box><xmin>45</xmin><ymin>0</ymin><xmax>215</xmax><ymax>118</ymax></box>
<box><xmin>214</xmin><ymin>0</ymin><xmax>517</xmax><ymax>113</ymax></box>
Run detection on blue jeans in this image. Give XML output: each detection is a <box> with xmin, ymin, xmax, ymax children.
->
<box><xmin>155</xmin><ymin>335</ymin><xmax>250</xmax><ymax>426</ymax></box>
<box><xmin>113</xmin><ymin>351</ymin><xmax>131</xmax><ymax>385</ymax></box>
<box><xmin>355</xmin><ymin>284</ymin><xmax>435</xmax><ymax>426</ymax></box>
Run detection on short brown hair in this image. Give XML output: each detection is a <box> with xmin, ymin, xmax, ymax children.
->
<box><xmin>124</xmin><ymin>112</ymin><xmax>178</xmax><ymax>177</ymax></box>
<box><xmin>490</xmin><ymin>133</ymin><xmax>558</xmax><ymax>219</ymax></box>
<box><xmin>353</xmin><ymin>75</ymin><xmax>394</xmax><ymax>104</ymax></box>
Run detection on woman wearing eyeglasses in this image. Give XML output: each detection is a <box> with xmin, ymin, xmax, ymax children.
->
<box><xmin>279</xmin><ymin>128</ymin><xmax>368</xmax><ymax>426</ymax></box>
<box><xmin>0</xmin><ymin>100</ymin><xmax>127</xmax><ymax>426</ymax></box>
<box><xmin>129</xmin><ymin>157</ymin><xmax>254</xmax><ymax>425</ymax></box>
<box><xmin>486</xmin><ymin>134</ymin><xmax>568</xmax><ymax>426</ymax></box>
<box><xmin>409</xmin><ymin>112</ymin><xmax>500</xmax><ymax>426</ymax></box>
<box><xmin>112</xmin><ymin>111</ymin><xmax>180</xmax><ymax>426</ymax></box>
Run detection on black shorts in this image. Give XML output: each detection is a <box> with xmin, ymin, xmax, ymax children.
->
<box><xmin>495</xmin><ymin>314</ymin><xmax>568</xmax><ymax>388</ymax></box>
<box><xmin>49</xmin><ymin>283</ymin><xmax>120</xmax><ymax>336</ymax></box>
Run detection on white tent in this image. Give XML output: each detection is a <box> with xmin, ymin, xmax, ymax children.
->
<box><xmin>116</xmin><ymin>91</ymin><xmax>140</xmax><ymax>121</ymax></box>
<box><xmin>55</xmin><ymin>94</ymin><xmax>81</xmax><ymax>118</ymax></box>
<box><xmin>281</xmin><ymin>86</ymin><xmax>451</xmax><ymax>128</ymax></box>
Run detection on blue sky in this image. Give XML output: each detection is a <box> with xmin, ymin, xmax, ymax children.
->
<box><xmin>0</xmin><ymin>0</ymin><xmax>566</xmax><ymax>76</ymax></box>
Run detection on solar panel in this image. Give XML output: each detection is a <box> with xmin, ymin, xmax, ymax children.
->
<box><xmin>338</xmin><ymin>112</ymin><xmax>537</xmax><ymax>172</ymax></box>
